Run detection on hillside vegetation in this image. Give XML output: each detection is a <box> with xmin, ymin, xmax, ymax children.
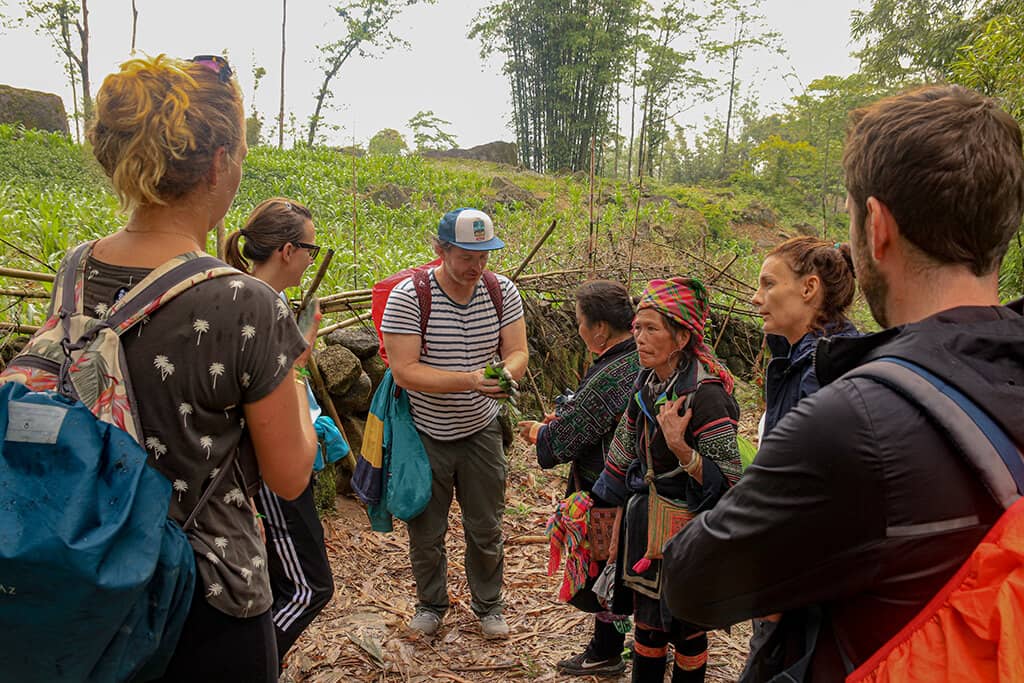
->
<box><xmin>0</xmin><ymin>123</ymin><xmax>871</xmax><ymax>332</ymax></box>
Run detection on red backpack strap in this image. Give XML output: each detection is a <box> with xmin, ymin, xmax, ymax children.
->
<box><xmin>410</xmin><ymin>269</ymin><xmax>432</xmax><ymax>355</ymax></box>
<box><xmin>482</xmin><ymin>270</ymin><xmax>504</xmax><ymax>326</ymax></box>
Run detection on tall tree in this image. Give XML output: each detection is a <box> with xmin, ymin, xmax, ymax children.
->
<box><xmin>950</xmin><ymin>1</ymin><xmax>1024</xmax><ymax>118</ymax></box>
<box><xmin>850</xmin><ymin>0</ymin><xmax>985</xmax><ymax>84</ymax></box>
<box><xmin>278</xmin><ymin>0</ymin><xmax>286</xmax><ymax>149</ymax></box>
<box><xmin>23</xmin><ymin>1</ymin><xmax>91</xmax><ymax>132</ymax></box>
<box><xmin>308</xmin><ymin>0</ymin><xmax>433</xmax><ymax>147</ymax></box>
<box><xmin>472</xmin><ymin>0</ymin><xmax>639</xmax><ymax>173</ymax></box>
<box><xmin>634</xmin><ymin>1</ymin><xmax>714</xmax><ymax>179</ymax></box>
<box><xmin>703</xmin><ymin>0</ymin><xmax>782</xmax><ymax>178</ymax></box>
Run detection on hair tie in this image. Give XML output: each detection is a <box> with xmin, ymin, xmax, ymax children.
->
<box><xmin>834</xmin><ymin>242</ymin><xmax>841</xmax><ymax>249</ymax></box>
<box><xmin>238</xmin><ymin>228</ymin><xmax>249</xmax><ymax>237</ymax></box>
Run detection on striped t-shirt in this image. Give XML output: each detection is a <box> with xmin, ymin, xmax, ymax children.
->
<box><xmin>380</xmin><ymin>269</ymin><xmax>524</xmax><ymax>440</ymax></box>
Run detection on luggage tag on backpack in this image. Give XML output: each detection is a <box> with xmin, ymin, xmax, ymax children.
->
<box><xmin>5</xmin><ymin>400</ymin><xmax>68</xmax><ymax>445</ymax></box>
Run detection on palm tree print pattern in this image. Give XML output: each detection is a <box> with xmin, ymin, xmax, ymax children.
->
<box><xmin>200</xmin><ymin>435</ymin><xmax>213</xmax><ymax>459</ymax></box>
<box><xmin>178</xmin><ymin>402</ymin><xmax>193</xmax><ymax>428</ymax></box>
<box><xmin>173</xmin><ymin>479</ymin><xmax>188</xmax><ymax>502</ymax></box>
<box><xmin>241</xmin><ymin>325</ymin><xmax>256</xmax><ymax>351</ymax></box>
<box><xmin>193</xmin><ymin>319</ymin><xmax>210</xmax><ymax>345</ymax></box>
<box><xmin>153</xmin><ymin>355</ymin><xmax>175</xmax><ymax>381</ymax></box>
<box><xmin>209</xmin><ymin>362</ymin><xmax>225</xmax><ymax>389</ymax></box>
<box><xmin>228</xmin><ymin>279</ymin><xmax>245</xmax><ymax>301</ymax></box>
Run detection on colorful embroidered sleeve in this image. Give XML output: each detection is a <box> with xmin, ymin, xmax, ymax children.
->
<box><xmin>686</xmin><ymin>382</ymin><xmax>741</xmax><ymax>511</ymax></box>
<box><xmin>535</xmin><ymin>350</ymin><xmax>639</xmax><ymax>475</ymax></box>
<box><xmin>591</xmin><ymin>399</ymin><xmax>639</xmax><ymax>506</ymax></box>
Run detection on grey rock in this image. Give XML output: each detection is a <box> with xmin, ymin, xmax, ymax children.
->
<box><xmin>361</xmin><ymin>354</ymin><xmax>387</xmax><ymax>393</ymax></box>
<box><xmin>334</xmin><ymin>372</ymin><xmax>373</xmax><ymax>414</ymax></box>
<box><xmin>315</xmin><ymin>345</ymin><xmax>362</xmax><ymax>396</ymax></box>
<box><xmin>0</xmin><ymin>85</ymin><xmax>68</xmax><ymax>135</ymax></box>
<box><xmin>326</xmin><ymin>326</ymin><xmax>380</xmax><ymax>359</ymax></box>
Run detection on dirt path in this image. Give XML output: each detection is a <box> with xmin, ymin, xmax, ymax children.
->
<box><xmin>284</xmin><ymin>441</ymin><xmax>750</xmax><ymax>682</ymax></box>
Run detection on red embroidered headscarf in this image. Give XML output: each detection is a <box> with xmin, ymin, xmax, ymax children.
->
<box><xmin>637</xmin><ymin>277</ymin><xmax>734</xmax><ymax>393</ymax></box>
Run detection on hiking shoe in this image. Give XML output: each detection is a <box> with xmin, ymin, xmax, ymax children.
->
<box><xmin>557</xmin><ymin>651</ymin><xmax>627</xmax><ymax>676</ymax></box>
<box><xmin>479</xmin><ymin>613</ymin><xmax>510</xmax><ymax>639</ymax></box>
<box><xmin>408</xmin><ymin>610</ymin><xmax>442</xmax><ymax>636</ymax></box>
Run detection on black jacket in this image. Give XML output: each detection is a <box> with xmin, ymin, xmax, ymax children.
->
<box><xmin>661</xmin><ymin>302</ymin><xmax>1024</xmax><ymax>680</ymax></box>
<box><xmin>763</xmin><ymin>320</ymin><xmax>860</xmax><ymax>437</ymax></box>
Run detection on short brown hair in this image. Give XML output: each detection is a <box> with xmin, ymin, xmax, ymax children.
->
<box><xmin>843</xmin><ymin>84</ymin><xmax>1024</xmax><ymax>275</ymax></box>
<box><xmin>768</xmin><ymin>237</ymin><xmax>856</xmax><ymax>330</ymax></box>
<box><xmin>88</xmin><ymin>54</ymin><xmax>244</xmax><ymax>212</ymax></box>
<box><xmin>224</xmin><ymin>198</ymin><xmax>313</xmax><ymax>274</ymax></box>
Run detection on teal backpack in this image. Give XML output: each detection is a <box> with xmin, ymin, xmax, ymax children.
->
<box><xmin>0</xmin><ymin>243</ymin><xmax>238</xmax><ymax>682</ymax></box>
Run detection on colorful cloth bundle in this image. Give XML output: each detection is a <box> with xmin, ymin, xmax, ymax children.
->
<box><xmin>545</xmin><ymin>490</ymin><xmax>596</xmax><ymax>601</ymax></box>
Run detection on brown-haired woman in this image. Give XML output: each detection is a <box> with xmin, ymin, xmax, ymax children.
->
<box><xmin>743</xmin><ymin>236</ymin><xmax>860</xmax><ymax>680</ymax></box>
<box><xmin>85</xmin><ymin>54</ymin><xmax>317</xmax><ymax>681</ymax></box>
<box><xmin>224</xmin><ymin>198</ymin><xmax>335</xmax><ymax>667</ymax></box>
<box><xmin>517</xmin><ymin>280</ymin><xmax>640</xmax><ymax>676</ymax></box>
<box><xmin>752</xmin><ymin>236</ymin><xmax>860</xmax><ymax>437</ymax></box>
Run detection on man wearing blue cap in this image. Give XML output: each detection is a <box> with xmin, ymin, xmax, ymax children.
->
<box><xmin>381</xmin><ymin>208</ymin><xmax>529</xmax><ymax>639</ymax></box>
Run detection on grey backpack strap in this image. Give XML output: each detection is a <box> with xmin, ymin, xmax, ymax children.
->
<box><xmin>182</xmin><ymin>448</ymin><xmax>238</xmax><ymax>532</ymax></box>
<box><xmin>847</xmin><ymin>357</ymin><xmax>1023</xmax><ymax>509</ymax></box>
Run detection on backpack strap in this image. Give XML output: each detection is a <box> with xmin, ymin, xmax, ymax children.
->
<box><xmin>409</xmin><ymin>269</ymin><xmax>505</xmax><ymax>357</ymax></box>
<box><xmin>56</xmin><ymin>241</ymin><xmax>96</xmax><ymax>316</ymax></box>
<box><xmin>482</xmin><ymin>270</ymin><xmax>504</xmax><ymax>326</ymax></box>
<box><xmin>182</xmin><ymin>448</ymin><xmax>238</xmax><ymax>532</ymax></box>
<box><xmin>847</xmin><ymin>357</ymin><xmax>1023</xmax><ymax>508</ymax></box>
<box><xmin>410</xmin><ymin>270</ymin><xmax>433</xmax><ymax>355</ymax></box>
<box><xmin>104</xmin><ymin>254</ymin><xmax>240</xmax><ymax>334</ymax></box>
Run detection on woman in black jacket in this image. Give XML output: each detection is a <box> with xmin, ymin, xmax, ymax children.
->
<box><xmin>518</xmin><ymin>280</ymin><xmax>640</xmax><ymax>677</ymax></box>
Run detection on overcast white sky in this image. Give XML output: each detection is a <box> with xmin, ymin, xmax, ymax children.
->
<box><xmin>0</xmin><ymin>0</ymin><xmax>865</xmax><ymax>148</ymax></box>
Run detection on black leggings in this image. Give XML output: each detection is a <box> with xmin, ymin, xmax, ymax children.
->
<box><xmin>151</xmin><ymin>580</ymin><xmax>277</xmax><ymax>682</ymax></box>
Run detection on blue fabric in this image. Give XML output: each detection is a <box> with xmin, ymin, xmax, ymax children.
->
<box><xmin>313</xmin><ymin>414</ymin><xmax>349</xmax><ymax>472</ymax></box>
<box><xmin>763</xmin><ymin>320</ymin><xmax>860</xmax><ymax>436</ymax></box>
<box><xmin>0</xmin><ymin>383</ymin><xmax>194</xmax><ymax>682</ymax></box>
<box><xmin>357</xmin><ymin>370</ymin><xmax>431</xmax><ymax>531</ymax></box>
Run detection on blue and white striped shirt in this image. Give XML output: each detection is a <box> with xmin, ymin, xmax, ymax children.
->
<box><xmin>380</xmin><ymin>269</ymin><xmax>524</xmax><ymax>440</ymax></box>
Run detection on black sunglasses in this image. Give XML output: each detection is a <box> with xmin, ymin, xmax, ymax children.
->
<box><xmin>190</xmin><ymin>54</ymin><xmax>233</xmax><ymax>83</ymax></box>
<box><xmin>291</xmin><ymin>241</ymin><xmax>321</xmax><ymax>259</ymax></box>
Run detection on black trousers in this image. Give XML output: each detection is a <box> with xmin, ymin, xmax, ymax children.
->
<box><xmin>151</xmin><ymin>580</ymin><xmax>277</xmax><ymax>682</ymax></box>
<box><xmin>255</xmin><ymin>477</ymin><xmax>336</xmax><ymax>659</ymax></box>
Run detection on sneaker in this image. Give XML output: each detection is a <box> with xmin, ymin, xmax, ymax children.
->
<box><xmin>479</xmin><ymin>613</ymin><xmax>510</xmax><ymax>639</ymax></box>
<box><xmin>408</xmin><ymin>610</ymin><xmax>442</xmax><ymax>636</ymax></box>
<box><xmin>557</xmin><ymin>651</ymin><xmax>627</xmax><ymax>676</ymax></box>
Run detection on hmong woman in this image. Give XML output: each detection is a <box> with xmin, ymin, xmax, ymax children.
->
<box><xmin>592</xmin><ymin>276</ymin><xmax>742</xmax><ymax>683</ymax></box>
<box><xmin>517</xmin><ymin>280</ymin><xmax>641</xmax><ymax>677</ymax></box>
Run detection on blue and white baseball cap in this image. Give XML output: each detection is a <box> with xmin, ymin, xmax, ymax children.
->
<box><xmin>437</xmin><ymin>208</ymin><xmax>505</xmax><ymax>251</ymax></box>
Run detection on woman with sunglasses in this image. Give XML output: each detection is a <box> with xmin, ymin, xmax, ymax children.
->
<box><xmin>223</xmin><ymin>198</ymin><xmax>336</xmax><ymax>669</ymax></box>
<box><xmin>85</xmin><ymin>55</ymin><xmax>317</xmax><ymax>681</ymax></box>
<box><xmin>592</xmin><ymin>277</ymin><xmax>742</xmax><ymax>683</ymax></box>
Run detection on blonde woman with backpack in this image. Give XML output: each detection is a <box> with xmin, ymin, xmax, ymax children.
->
<box><xmin>80</xmin><ymin>54</ymin><xmax>316</xmax><ymax>680</ymax></box>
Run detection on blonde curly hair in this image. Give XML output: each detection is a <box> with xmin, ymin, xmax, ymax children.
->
<box><xmin>87</xmin><ymin>53</ymin><xmax>244</xmax><ymax>212</ymax></box>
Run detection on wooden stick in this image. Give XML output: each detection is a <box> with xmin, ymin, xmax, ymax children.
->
<box><xmin>0</xmin><ymin>237</ymin><xmax>56</xmax><ymax>273</ymax></box>
<box><xmin>524</xmin><ymin>366</ymin><xmax>546</xmax><ymax>415</ymax></box>
<box><xmin>318</xmin><ymin>289</ymin><xmax>372</xmax><ymax>304</ymax></box>
<box><xmin>307</xmin><ymin>354</ymin><xmax>357</xmax><ymax>472</ymax></box>
<box><xmin>0</xmin><ymin>322</ymin><xmax>40</xmax><ymax>334</ymax></box>
<box><xmin>707</xmin><ymin>252</ymin><xmax>739</xmax><ymax>286</ymax></box>
<box><xmin>509</xmin><ymin>219</ymin><xmax>558</xmax><ymax>282</ymax></box>
<box><xmin>0</xmin><ymin>288</ymin><xmax>49</xmax><ymax>299</ymax></box>
<box><xmin>713</xmin><ymin>299</ymin><xmax>737</xmax><ymax>353</ymax></box>
<box><xmin>0</xmin><ymin>267</ymin><xmax>55</xmax><ymax>284</ymax></box>
<box><xmin>298</xmin><ymin>248</ymin><xmax>335</xmax><ymax>314</ymax></box>
<box><xmin>316</xmin><ymin>310</ymin><xmax>372</xmax><ymax>337</ymax></box>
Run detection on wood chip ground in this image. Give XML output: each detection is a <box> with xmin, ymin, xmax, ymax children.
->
<box><xmin>284</xmin><ymin>439</ymin><xmax>752</xmax><ymax>682</ymax></box>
